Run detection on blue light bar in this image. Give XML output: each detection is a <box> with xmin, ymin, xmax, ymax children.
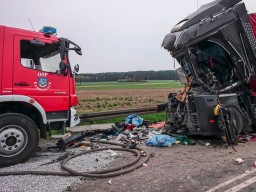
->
<box><xmin>39</xmin><ymin>26</ymin><xmax>57</xmax><ymax>35</ymax></box>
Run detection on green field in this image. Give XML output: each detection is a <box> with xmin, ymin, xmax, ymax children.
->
<box><xmin>76</xmin><ymin>80</ymin><xmax>183</xmax><ymax>90</ymax></box>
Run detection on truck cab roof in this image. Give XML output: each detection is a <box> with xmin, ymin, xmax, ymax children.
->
<box><xmin>171</xmin><ymin>0</ymin><xmax>242</xmax><ymax>33</ymax></box>
<box><xmin>0</xmin><ymin>25</ymin><xmax>59</xmax><ymax>41</ymax></box>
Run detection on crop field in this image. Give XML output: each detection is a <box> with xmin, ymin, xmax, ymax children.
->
<box><xmin>76</xmin><ymin>80</ymin><xmax>183</xmax><ymax>113</ymax></box>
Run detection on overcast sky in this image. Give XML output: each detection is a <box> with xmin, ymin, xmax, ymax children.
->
<box><xmin>1</xmin><ymin>0</ymin><xmax>255</xmax><ymax>73</ymax></box>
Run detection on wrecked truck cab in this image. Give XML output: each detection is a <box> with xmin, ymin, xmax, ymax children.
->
<box><xmin>162</xmin><ymin>0</ymin><xmax>256</xmax><ymax>143</ymax></box>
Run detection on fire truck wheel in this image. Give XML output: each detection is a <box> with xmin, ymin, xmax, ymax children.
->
<box><xmin>0</xmin><ymin>113</ymin><xmax>39</xmax><ymax>166</ymax></box>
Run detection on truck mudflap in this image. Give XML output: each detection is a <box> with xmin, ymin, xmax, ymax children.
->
<box><xmin>70</xmin><ymin>107</ymin><xmax>80</xmax><ymax>127</ymax></box>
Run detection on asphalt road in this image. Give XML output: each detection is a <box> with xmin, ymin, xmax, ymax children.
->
<box><xmin>72</xmin><ymin>142</ymin><xmax>256</xmax><ymax>192</ymax></box>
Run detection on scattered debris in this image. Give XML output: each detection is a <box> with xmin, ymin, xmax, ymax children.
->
<box><xmin>53</xmin><ymin>114</ymin><xmax>239</xmax><ymax>151</ymax></box>
<box><xmin>141</xmin><ymin>151</ymin><xmax>147</xmax><ymax>157</ymax></box>
<box><xmin>239</xmin><ymin>134</ymin><xmax>256</xmax><ymax>143</ymax></box>
<box><xmin>108</xmin><ymin>179</ymin><xmax>112</xmax><ymax>185</ymax></box>
<box><xmin>116</xmin><ymin>133</ymin><xmax>127</xmax><ymax>141</ymax></box>
<box><xmin>148</xmin><ymin>122</ymin><xmax>165</xmax><ymax>130</ymax></box>
<box><xmin>175</xmin><ymin>135</ymin><xmax>196</xmax><ymax>146</ymax></box>
<box><xmin>205</xmin><ymin>143</ymin><xmax>211</xmax><ymax>147</ymax></box>
<box><xmin>233</xmin><ymin>158</ymin><xmax>244</xmax><ymax>165</ymax></box>
<box><xmin>57</xmin><ymin>132</ymin><xmax>88</xmax><ymax>150</ymax></box>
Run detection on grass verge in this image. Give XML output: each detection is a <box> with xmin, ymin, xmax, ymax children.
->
<box><xmin>79</xmin><ymin>112</ymin><xmax>166</xmax><ymax>125</ymax></box>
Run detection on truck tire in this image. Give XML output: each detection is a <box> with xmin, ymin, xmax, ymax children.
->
<box><xmin>228</xmin><ymin>107</ymin><xmax>243</xmax><ymax>144</ymax></box>
<box><xmin>218</xmin><ymin>107</ymin><xmax>243</xmax><ymax>144</ymax></box>
<box><xmin>228</xmin><ymin>107</ymin><xmax>243</xmax><ymax>135</ymax></box>
<box><xmin>0</xmin><ymin>113</ymin><xmax>39</xmax><ymax>167</ymax></box>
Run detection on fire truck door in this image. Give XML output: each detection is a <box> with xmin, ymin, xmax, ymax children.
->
<box><xmin>13</xmin><ymin>35</ymin><xmax>70</xmax><ymax>112</ymax></box>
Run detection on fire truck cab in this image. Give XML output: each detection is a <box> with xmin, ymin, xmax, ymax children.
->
<box><xmin>0</xmin><ymin>25</ymin><xmax>82</xmax><ymax>166</ymax></box>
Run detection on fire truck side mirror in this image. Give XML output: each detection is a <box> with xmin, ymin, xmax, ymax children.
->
<box><xmin>75</xmin><ymin>49</ymin><xmax>82</xmax><ymax>56</ymax></box>
<box><xmin>74</xmin><ymin>64</ymin><xmax>79</xmax><ymax>73</ymax></box>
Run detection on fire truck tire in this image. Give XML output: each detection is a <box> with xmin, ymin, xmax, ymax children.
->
<box><xmin>0</xmin><ymin>113</ymin><xmax>39</xmax><ymax>167</ymax></box>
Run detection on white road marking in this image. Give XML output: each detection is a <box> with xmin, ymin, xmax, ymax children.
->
<box><xmin>224</xmin><ymin>176</ymin><xmax>256</xmax><ymax>192</ymax></box>
<box><xmin>206</xmin><ymin>169</ymin><xmax>256</xmax><ymax>192</ymax></box>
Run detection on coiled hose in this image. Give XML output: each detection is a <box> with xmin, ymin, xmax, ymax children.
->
<box><xmin>0</xmin><ymin>140</ymin><xmax>152</xmax><ymax>178</ymax></box>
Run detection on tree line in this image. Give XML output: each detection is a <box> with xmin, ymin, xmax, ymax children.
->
<box><xmin>76</xmin><ymin>70</ymin><xmax>179</xmax><ymax>82</ymax></box>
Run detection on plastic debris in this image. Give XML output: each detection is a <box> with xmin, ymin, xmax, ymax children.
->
<box><xmin>125</xmin><ymin>124</ymin><xmax>135</xmax><ymax>131</ymax></box>
<box><xmin>116</xmin><ymin>134</ymin><xmax>127</xmax><ymax>141</ymax></box>
<box><xmin>125</xmin><ymin>114</ymin><xmax>143</xmax><ymax>126</ymax></box>
<box><xmin>233</xmin><ymin>158</ymin><xmax>244</xmax><ymax>165</ymax></box>
<box><xmin>140</xmin><ymin>151</ymin><xmax>147</xmax><ymax>157</ymax></box>
<box><xmin>148</xmin><ymin>122</ymin><xmax>166</xmax><ymax>130</ymax></box>
<box><xmin>146</xmin><ymin>134</ymin><xmax>176</xmax><ymax>147</ymax></box>
<box><xmin>112</xmin><ymin>123</ymin><xmax>125</xmax><ymax>133</ymax></box>
<box><xmin>175</xmin><ymin>135</ymin><xmax>196</xmax><ymax>145</ymax></box>
<box><xmin>205</xmin><ymin>142</ymin><xmax>211</xmax><ymax>146</ymax></box>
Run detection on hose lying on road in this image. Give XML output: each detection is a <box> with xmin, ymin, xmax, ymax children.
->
<box><xmin>0</xmin><ymin>140</ymin><xmax>152</xmax><ymax>178</ymax></box>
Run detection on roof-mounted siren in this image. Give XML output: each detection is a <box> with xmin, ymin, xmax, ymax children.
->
<box><xmin>39</xmin><ymin>26</ymin><xmax>57</xmax><ymax>36</ymax></box>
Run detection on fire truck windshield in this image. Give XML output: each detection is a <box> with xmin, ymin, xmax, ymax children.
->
<box><xmin>40</xmin><ymin>50</ymin><xmax>61</xmax><ymax>73</ymax></box>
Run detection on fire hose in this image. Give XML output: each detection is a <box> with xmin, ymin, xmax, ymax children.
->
<box><xmin>0</xmin><ymin>141</ymin><xmax>152</xmax><ymax>178</ymax></box>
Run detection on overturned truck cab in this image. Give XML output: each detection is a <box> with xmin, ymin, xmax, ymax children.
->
<box><xmin>162</xmin><ymin>0</ymin><xmax>256</xmax><ymax>144</ymax></box>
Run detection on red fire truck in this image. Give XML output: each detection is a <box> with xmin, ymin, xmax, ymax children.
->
<box><xmin>0</xmin><ymin>26</ymin><xmax>82</xmax><ymax>166</ymax></box>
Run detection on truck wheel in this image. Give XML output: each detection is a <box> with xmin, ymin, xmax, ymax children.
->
<box><xmin>228</xmin><ymin>107</ymin><xmax>243</xmax><ymax>144</ymax></box>
<box><xmin>228</xmin><ymin>107</ymin><xmax>243</xmax><ymax>135</ymax></box>
<box><xmin>0</xmin><ymin>113</ymin><xmax>39</xmax><ymax>166</ymax></box>
<box><xmin>218</xmin><ymin>107</ymin><xmax>243</xmax><ymax>144</ymax></box>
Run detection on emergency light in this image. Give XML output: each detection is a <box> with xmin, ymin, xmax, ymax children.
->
<box><xmin>39</xmin><ymin>26</ymin><xmax>57</xmax><ymax>35</ymax></box>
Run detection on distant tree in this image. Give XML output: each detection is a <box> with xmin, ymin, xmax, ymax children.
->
<box><xmin>77</xmin><ymin>70</ymin><xmax>178</xmax><ymax>82</ymax></box>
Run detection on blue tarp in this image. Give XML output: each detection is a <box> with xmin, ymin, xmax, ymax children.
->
<box><xmin>146</xmin><ymin>134</ymin><xmax>176</xmax><ymax>147</ymax></box>
<box><xmin>125</xmin><ymin>114</ymin><xmax>144</xmax><ymax>126</ymax></box>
